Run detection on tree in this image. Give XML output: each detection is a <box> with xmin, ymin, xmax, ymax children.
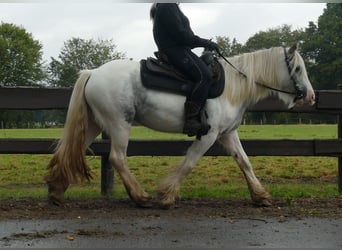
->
<box><xmin>215</xmin><ymin>36</ymin><xmax>243</xmax><ymax>57</ymax></box>
<box><xmin>0</xmin><ymin>23</ymin><xmax>46</xmax><ymax>128</ymax></box>
<box><xmin>302</xmin><ymin>3</ymin><xmax>342</xmax><ymax>90</ymax></box>
<box><xmin>243</xmin><ymin>24</ymin><xmax>305</xmax><ymax>52</ymax></box>
<box><xmin>0</xmin><ymin>22</ymin><xmax>45</xmax><ymax>86</ymax></box>
<box><xmin>49</xmin><ymin>38</ymin><xmax>126</xmax><ymax>87</ymax></box>
<box><xmin>46</xmin><ymin>38</ymin><xmax>126</xmax><ymax>125</ymax></box>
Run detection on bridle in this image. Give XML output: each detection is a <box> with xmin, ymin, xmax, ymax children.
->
<box><xmin>283</xmin><ymin>47</ymin><xmax>305</xmax><ymax>101</ymax></box>
<box><xmin>216</xmin><ymin>47</ymin><xmax>305</xmax><ymax>101</ymax></box>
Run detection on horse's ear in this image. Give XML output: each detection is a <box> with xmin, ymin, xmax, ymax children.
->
<box><xmin>288</xmin><ymin>42</ymin><xmax>299</xmax><ymax>55</ymax></box>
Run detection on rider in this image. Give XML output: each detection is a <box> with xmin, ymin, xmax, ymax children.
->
<box><xmin>150</xmin><ymin>3</ymin><xmax>219</xmax><ymax>138</ymax></box>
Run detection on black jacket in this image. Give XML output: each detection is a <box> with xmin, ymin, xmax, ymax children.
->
<box><xmin>152</xmin><ymin>3</ymin><xmax>209</xmax><ymax>51</ymax></box>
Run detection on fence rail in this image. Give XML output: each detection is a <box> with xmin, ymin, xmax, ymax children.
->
<box><xmin>1</xmin><ymin>87</ymin><xmax>342</xmax><ymax>194</ymax></box>
<box><xmin>1</xmin><ymin>87</ymin><xmax>342</xmax><ymax>112</ymax></box>
<box><xmin>1</xmin><ymin>138</ymin><xmax>342</xmax><ymax>157</ymax></box>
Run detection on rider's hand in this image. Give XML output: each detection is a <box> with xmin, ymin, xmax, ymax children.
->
<box><xmin>203</xmin><ymin>39</ymin><xmax>220</xmax><ymax>52</ymax></box>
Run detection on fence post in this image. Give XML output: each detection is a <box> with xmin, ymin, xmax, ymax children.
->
<box><xmin>337</xmin><ymin>84</ymin><xmax>342</xmax><ymax>193</ymax></box>
<box><xmin>101</xmin><ymin>132</ymin><xmax>114</xmax><ymax>195</ymax></box>
<box><xmin>338</xmin><ymin>116</ymin><xmax>342</xmax><ymax>193</ymax></box>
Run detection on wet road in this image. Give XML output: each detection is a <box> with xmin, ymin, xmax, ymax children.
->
<box><xmin>1</xmin><ymin>216</ymin><xmax>341</xmax><ymax>248</ymax></box>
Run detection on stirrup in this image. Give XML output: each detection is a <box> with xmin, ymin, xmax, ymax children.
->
<box><xmin>183</xmin><ymin>120</ymin><xmax>202</xmax><ymax>137</ymax></box>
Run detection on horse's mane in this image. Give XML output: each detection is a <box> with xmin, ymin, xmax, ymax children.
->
<box><xmin>221</xmin><ymin>46</ymin><xmax>302</xmax><ymax>106</ymax></box>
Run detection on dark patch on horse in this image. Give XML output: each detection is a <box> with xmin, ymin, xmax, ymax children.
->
<box><xmin>124</xmin><ymin>108</ymin><xmax>135</xmax><ymax>124</ymax></box>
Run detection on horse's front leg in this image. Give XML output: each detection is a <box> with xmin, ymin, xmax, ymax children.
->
<box><xmin>157</xmin><ymin>132</ymin><xmax>218</xmax><ymax>208</ymax></box>
<box><xmin>219</xmin><ymin>130</ymin><xmax>271</xmax><ymax>206</ymax></box>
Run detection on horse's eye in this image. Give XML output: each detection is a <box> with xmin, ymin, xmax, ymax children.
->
<box><xmin>295</xmin><ymin>66</ymin><xmax>301</xmax><ymax>73</ymax></box>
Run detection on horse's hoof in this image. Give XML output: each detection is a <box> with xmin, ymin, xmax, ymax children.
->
<box><xmin>157</xmin><ymin>198</ymin><xmax>176</xmax><ymax>209</ymax></box>
<box><xmin>261</xmin><ymin>199</ymin><xmax>272</xmax><ymax>207</ymax></box>
<box><xmin>48</xmin><ymin>193</ymin><xmax>65</xmax><ymax>206</ymax></box>
<box><xmin>135</xmin><ymin>197</ymin><xmax>154</xmax><ymax>208</ymax></box>
<box><xmin>158</xmin><ymin>202</ymin><xmax>173</xmax><ymax>210</ymax></box>
<box><xmin>254</xmin><ymin>199</ymin><xmax>272</xmax><ymax>207</ymax></box>
<box><xmin>129</xmin><ymin>190</ymin><xmax>153</xmax><ymax>208</ymax></box>
<box><xmin>47</xmin><ymin>181</ymin><xmax>68</xmax><ymax>206</ymax></box>
<box><xmin>48</xmin><ymin>197</ymin><xmax>62</xmax><ymax>206</ymax></box>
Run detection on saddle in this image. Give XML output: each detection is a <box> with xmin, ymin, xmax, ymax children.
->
<box><xmin>140</xmin><ymin>51</ymin><xmax>225</xmax><ymax>99</ymax></box>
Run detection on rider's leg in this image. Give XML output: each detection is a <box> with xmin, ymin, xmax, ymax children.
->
<box><xmin>163</xmin><ymin>47</ymin><xmax>212</xmax><ymax>137</ymax></box>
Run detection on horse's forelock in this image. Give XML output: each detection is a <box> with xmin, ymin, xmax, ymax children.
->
<box><xmin>290</xmin><ymin>50</ymin><xmax>306</xmax><ymax>76</ymax></box>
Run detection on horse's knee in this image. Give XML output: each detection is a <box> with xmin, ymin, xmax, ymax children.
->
<box><xmin>109</xmin><ymin>153</ymin><xmax>125</xmax><ymax>170</ymax></box>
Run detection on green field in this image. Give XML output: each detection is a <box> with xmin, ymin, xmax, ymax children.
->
<box><xmin>0</xmin><ymin>125</ymin><xmax>340</xmax><ymax>199</ymax></box>
<box><xmin>0</xmin><ymin>124</ymin><xmax>338</xmax><ymax>139</ymax></box>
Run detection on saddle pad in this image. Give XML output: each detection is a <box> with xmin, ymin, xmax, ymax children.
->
<box><xmin>140</xmin><ymin>57</ymin><xmax>225</xmax><ymax>99</ymax></box>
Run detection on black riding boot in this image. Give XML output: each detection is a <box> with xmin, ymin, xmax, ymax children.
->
<box><xmin>183</xmin><ymin>101</ymin><xmax>210</xmax><ymax>138</ymax></box>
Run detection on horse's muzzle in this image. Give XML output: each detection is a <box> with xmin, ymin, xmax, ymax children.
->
<box><xmin>295</xmin><ymin>88</ymin><xmax>315</xmax><ymax>106</ymax></box>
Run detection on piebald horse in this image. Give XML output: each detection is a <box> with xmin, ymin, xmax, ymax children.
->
<box><xmin>46</xmin><ymin>44</ymin><xmax>315</xmax><ymax>208</ymax></box>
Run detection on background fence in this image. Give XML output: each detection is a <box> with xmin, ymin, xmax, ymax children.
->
<box><xmin>1</xmin><ymin>87</ymin><xmax>342</xmax><ymax>194</ymax></box>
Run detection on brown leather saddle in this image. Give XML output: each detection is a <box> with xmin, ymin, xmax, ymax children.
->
<box><xmin>140</xmin><ymin>52</ymin><xmax>225</xmax><ymax>99</ymax></box>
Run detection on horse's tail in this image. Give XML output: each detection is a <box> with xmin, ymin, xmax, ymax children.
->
<box><xmin>46</xmin><ymin>70</ymin><xmax>93</xmax><ymax>187</ymax></box>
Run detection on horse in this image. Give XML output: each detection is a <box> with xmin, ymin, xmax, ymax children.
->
<box><xmin>45</xmin><ymin>43</ymin><xmax>315</xmax><ymax>208</ymax></box>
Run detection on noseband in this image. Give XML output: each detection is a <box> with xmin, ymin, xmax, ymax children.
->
<box><xmin>217</xmin><ymin>47</ymin><xmax>305</xmax><ymax>101</ymax></box>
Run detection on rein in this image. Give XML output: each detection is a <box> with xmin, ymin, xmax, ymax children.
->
<box><xmin>215</xmin><ymin>48</ymin><xmax>303</xmax><ymax>99</ymax></box>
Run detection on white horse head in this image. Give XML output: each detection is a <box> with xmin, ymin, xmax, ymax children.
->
<box><xmin>222</xmin><ymin>43</ymin><xmax>315</xmax><ymax>109</ymax></box>
<box><xmin>278</xmin><ymin>43</ymin><xmax>315</xmax><ymax>107</ymax></box>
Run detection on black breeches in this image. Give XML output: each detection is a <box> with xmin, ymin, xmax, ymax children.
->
<box><xmin>162</xmin><ymin>47</ymin><xmax>212</xmax><ymax>108</ymax></box>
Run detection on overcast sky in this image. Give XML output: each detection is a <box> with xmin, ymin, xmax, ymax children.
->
<box><xmin>0</xmin><ymin>2</ymin><xmax>326</xmax><ymax>63</ymax></box>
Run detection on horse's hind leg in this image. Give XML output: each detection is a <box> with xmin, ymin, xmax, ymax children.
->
<box><xmin>107</xmin><ymin>123</ymin><xmax>151</xmax><ymax>207</ymax></box>
<box><xmin>218</xmin><ymin>130</ymin><xmax>271</xmax><ymax>206</ymax></box>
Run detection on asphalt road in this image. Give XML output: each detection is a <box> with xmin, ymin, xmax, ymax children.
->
<box><xmin>1</xmin><ymin>216</ymin><xmax>341</xmax><ymax>248</ymax></box>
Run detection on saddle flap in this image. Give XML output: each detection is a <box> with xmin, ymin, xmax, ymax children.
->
<box><xmin>141</xmin><ymin>59</ymin><xmax>193</xmax><ymax>96</ymax></box>
<box><xmin>145</xmin><ymin>57</ymin><xmax>189</xmax><ymax>82</ymax></box>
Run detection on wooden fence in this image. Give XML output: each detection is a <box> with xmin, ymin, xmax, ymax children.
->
<box><xmin>1</xmin><ymin>87</ymin><xmax>342</xmax><ymax>194</ymax></box>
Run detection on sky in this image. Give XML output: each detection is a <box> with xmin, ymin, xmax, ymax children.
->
<box><xmin>0</xmin><ymin>2</ymin><xmax>327</xmax><ymax>63</ymax></box>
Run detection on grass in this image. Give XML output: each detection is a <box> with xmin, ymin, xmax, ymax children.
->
<box><xmin>0</xmin><ymin>124</ymin><xmax>338</xmax><ymax>139</ymax></box>
<box><xmin>0</xmin><ymin>125</ymin><xmax>340</xmax><ymax>199</ymax></box>
<box><xmin>237</xmin><ymin>124</ymin><xmax>337</xmax><ymax>139</ymax></box>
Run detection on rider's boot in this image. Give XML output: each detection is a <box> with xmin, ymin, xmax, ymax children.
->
<box><xmin>183</xmin><ymin>101</ymin><xmax>210</xmax><ymax>138</ymax></box>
